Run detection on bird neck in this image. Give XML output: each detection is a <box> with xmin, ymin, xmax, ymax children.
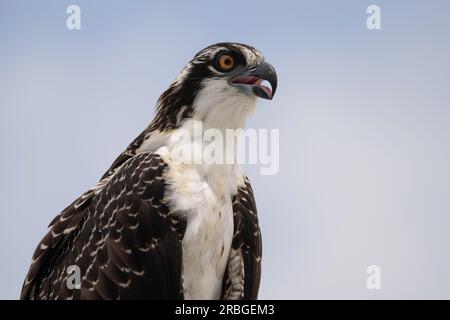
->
<box><xmin>191</xmin><ymin>78</ymin><xmax>257</xmax><ymax>132</ymax></box>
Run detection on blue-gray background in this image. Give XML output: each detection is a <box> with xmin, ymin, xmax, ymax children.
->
<box><xmin>1</xmin><ymin>0</ymin><xmax>450</xmax><ymax>299</ymax></box>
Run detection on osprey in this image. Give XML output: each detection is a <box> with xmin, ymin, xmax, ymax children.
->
<box><xmin>21</xmin><ymin>42</ymin><xmax>277</xmax><ymax>300</ymax></box>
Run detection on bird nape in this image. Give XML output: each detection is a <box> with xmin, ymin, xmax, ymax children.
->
<box><xmin>21</xmin><ymin>42</ymin><xmax>278</xmax><ymax>300</ymax></box>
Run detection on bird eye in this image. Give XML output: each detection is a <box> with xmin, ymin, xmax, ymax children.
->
<box><xmin>216</xmin><ymin>54</ymin><xmax>236</xmax><ymax>72</ymax></box>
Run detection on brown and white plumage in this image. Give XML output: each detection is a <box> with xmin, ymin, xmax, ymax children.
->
<box><xmin>21</xmin><ymin>42</ymin><xmax>277</xmax><ymax>300</ymax></box>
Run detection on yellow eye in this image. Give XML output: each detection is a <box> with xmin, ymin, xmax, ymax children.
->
<box><xmin>217</xmin><ymin>54</ymin><xmax>235</xmax><ymax>71</ymax></box>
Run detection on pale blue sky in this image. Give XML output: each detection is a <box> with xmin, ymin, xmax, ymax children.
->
<box><xmin>1</xmin><ymin>0</ymin><xmax>450</xmax><ymax>299</ymax></box>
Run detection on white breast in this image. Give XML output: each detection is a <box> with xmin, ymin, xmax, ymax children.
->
<box><xmin>149</xmin><ymin>122</ymin><xmax>245</xmax><ymax>299</ymax></box>
<box><xmin>173</xmin><ymin>165</ymin><xmax>235</xmax><ymax>299</ymax></box>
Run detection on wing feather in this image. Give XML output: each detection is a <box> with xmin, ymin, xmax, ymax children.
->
<box><xmin>222</xmin><ymin>176</ymin><xmax>262</xmax><ymax>300</ymax></box>
<box><xmin>21</xmin><ymin>152</ymin><xmax>186</xmax><ymax>300</ymax></box>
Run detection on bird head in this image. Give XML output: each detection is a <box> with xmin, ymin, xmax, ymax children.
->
<box><xmin>150</xmin><ymin>43</ymin><xmax>277</xmax><ymax>131</ymax></box>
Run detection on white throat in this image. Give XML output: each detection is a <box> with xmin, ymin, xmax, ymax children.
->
<box><xmin>192</xmin><ymin>78</ymin><xmax>257</xmax><ymax>131</ymax></box>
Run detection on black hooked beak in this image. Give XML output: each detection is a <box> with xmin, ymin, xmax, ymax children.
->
<box><xmin>230</xmin><ymin>62</ymin><xmax>278</xmax><ymax>100</ymax></box>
